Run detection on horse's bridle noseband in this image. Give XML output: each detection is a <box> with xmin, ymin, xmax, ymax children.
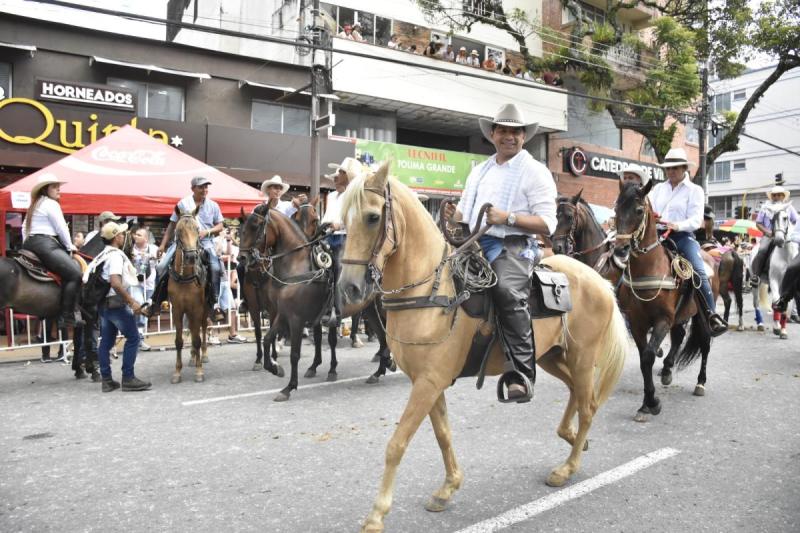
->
<box><xmin>173</xmin><ymin>213</ymin><xmax>201</xmax><ymax>283</ymax></box>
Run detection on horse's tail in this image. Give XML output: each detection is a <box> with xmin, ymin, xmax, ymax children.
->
<box><xmin>593</xmin><ymin>299</ymin><xmax>630</xmax><ymax>407</ymax></box>
<box><xmin>675</xmin><ymin>313</ymin><xmax>710</xmax><ymax>370</ymax></box>
<box><xmin>731</xmin><ymin>251</ymin><xmax>744</xmax><ymax>312</ymax></box>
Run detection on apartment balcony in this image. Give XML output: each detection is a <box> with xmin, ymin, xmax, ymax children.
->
<box><xmin>331</xmin><ymin>39</ymin><xmax>568</xmax><ymax>137</ymax></box>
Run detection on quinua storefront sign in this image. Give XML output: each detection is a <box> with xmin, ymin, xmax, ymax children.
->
<box><xmin>356</xmin><ymin>139</ymin><xmax>488</xmax><ymax>194</ymax></box>
<box><xmin>0</xmin><ymin>97</ymin><xmax>181</xmax><ymax>155</ymax></box>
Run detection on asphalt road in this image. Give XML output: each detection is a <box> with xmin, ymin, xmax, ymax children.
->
<box><xmin>1</xmin><ymin>315</ymin><xmax>798</xmax><ymax>533</ymax></box>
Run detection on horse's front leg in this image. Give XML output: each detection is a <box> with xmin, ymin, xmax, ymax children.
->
<box><xmin>252</xmin><ymin>311</ymin><xmax>263</xmax><ymax>371</ymax></box>
<box><xmin>171</xmin><ymin>308</ymin><xmax>183</xmax><ymax>384</ymax></box>
<box><xmin>424</xmin><ymin>391</ymin><xmax>463</xmax><ymax>512</ymax></box>
<box><xmin>659</xmin><ymin>324</ymin><xmax>686</xmax><ymax>386</ymax></box>
<box><xmin>362</xmin><ymin>377</ymin><xmax>446</xmax><ymax>533</ymax></box>
<box><xmin>326</xmin><ymin>324</ymin><xmax>338</xmax><ymax>382</ymax></box>
<box><xmin>274</xmin><ymin>320</ymin><xmax>302</xmax><ymax>402</ymax></box>
<box><xmin>304</xmin><ymin>323</ymin><xmax>323</xmax><ymax>378</ymax></box>
<box><xmin>634</xmin><ymin>320</ymin><xmax>669</xmax><ymax>422</ymax></box>
<box><xmin>190</xmin><ymin>314</ymin><xmax>204</xmax><ymax>383</ymax></box>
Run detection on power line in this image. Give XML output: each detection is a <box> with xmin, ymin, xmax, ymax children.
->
<box><xmin>739</xmin><ymin>131</ymin><xmax>800</xmax><ymax>158</ymax></box>
<box><xmin>21</xmin><ymin>0</ymin><xmax>699</xmax><ymax>118</ymax></box>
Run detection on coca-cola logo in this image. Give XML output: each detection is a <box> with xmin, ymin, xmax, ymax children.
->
<box><xmin>91</xmin><ymin>146</ymin><xmax>166</xmax><ymax>166</ymax></box>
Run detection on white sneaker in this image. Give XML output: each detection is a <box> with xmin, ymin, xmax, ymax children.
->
<box><xmin>139</xmin><ymin>341</ymin><xmax>151</xmax><ymax>351</ymax></box>
<box><xmin>227</xmin><ymin>334</ymin><xmax>247</xmax><ymax>344</ymax></box>
<box><xmin>207</xmin><ymin>334</ymin><xmax>221</xmax><ymax>346</ymax></box>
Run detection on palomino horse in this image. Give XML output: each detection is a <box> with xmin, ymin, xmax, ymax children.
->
<box><xmin>338</xmin><ymin>164</ymin><xmax>630</xmax><ymax>532</ymax></box>
<box><xmin>614</xmin><ymin>181</ymin><xmax>720</xmax><ymax>421</ymax></box>
<box><xmin>759</xmin><ymin>209</ymin><xmax>798</xmax><ymax>339</ymax></box>
<box><xmin>168</xmin><ymin>206</ymin><xmax>208</xmax><ymax>384</ymax></box>
<box><xmin>697</xmin><ymin>217</ymin><xmax>745</xmax><ymax>331</ymax></box>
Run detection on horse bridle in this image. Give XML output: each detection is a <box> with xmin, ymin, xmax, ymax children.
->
<box><xmin>173</xmin><ymin>214</ymin><xmax>201</xmax><ymax>283</ymax></box>
<box><xmin>615</xmin><ymin>197</ymin><xmax>661</xmax><ymax>257</ymax></box>
<box><xmin>554</xmin><ymin>200</ymin><xmax>616</xmax><ymax>265</ymax></box>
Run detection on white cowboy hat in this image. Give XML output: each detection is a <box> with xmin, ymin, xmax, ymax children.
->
<box><xmin>260</xmin><ymin>175</ymin><xmax>291</xmax><ymax>196</ymax></box>
<box><xmin>470</xmin><ymin>49</ymin><xmax>479</xmax><ymax>56</ymax></box>
<box><xmin>658</xmin><ymin>147</ymin><xmax>696</xmax><ymax>168</ymax></box>
<box><xmin>767</xmin><ymin>185</ymin><xmax>790</xmax><ymax>201</ymax></box>
<box><xmin>327</xmin><ymin>157</ymin><xmax>363</xmax><ymax>182</ymax></box>
<box><xmin>478</xmin><ymin>103</ymin><xmax>539</xmax><ymax>145</ymax></box>
<box><xmin>619</xmin><ymin>163</ymin><xmax>650</xmax><ymax>186</ymax></box>
<box><xmin>30</xmin><ymin>173</ymin><xmax>65</xmax><ymax>199</ymax></box>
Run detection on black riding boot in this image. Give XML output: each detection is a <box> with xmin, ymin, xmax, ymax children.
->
<box><xmin>693</xmin><ymin>285</ymin><xmax>728</xmax><ymax>337</ymax></box>
<box><xmin>491</xmin><ymin>246</ymin><xmax>536</xmax><ymax>403</ymax></box>
<box><xmin>749</xmin><ymin>238</ymin><xmax>772</xmax><ymax>286</ymax></box>
<box><xmin>143</xmin><ymin>274</ymin><xmax>168</xmax><ymax>318</ymax></box>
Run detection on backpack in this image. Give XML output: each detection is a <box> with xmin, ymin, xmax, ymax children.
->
<box><xmin>80</xmin><ymin>260</ymin><xmax>112</xmax><ymax>320</ymax></box>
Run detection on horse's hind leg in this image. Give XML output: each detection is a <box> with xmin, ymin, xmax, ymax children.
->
<box><xmin>547</xmin><ymin>363</ymin><xmax>596</xmax><ymax>487</ymax></box>
<box><xmin>189</xmin><ymin>314</ymin><xmax>204</xmax><ymax>383</ymax></box>
<box><xmin>694</xmin><ymin>343</ymin><xmax>711</xmax><ymax>396</ymax></box>
<box><xmin>538</xmin><ymin>353</ymin><xmax>584</xmax><ymax>450</ymax></box>
<box><xmin>424</xmin><ymin>392</ymin><xmax>463</xmax><ymax>513</ymax></box>
<box><xmin>252</xmin><ymin>313</ymin><xmax>263</xmax><ymax>371</ymax></box>
<box><xmin>304</xmin><ymin>323</ymin><xmax>323</xmax><ymax>378</ymax></box>
<box><xmin>171</xmin><ymin>310</ymin><xmax>183</xmax><ymax>384</ymax></box>
<box><xmin>274</xmin><ymin>322</ymin><xmax>303</xmax><ymax>402</ymax></box>
<box><xmin>362</xmin><ymin>378</ymin><xmax>445</xmax><ymax>533</ymax></box>
<box><xmin>327</xmin><ymin>324</ymin><xmax>338</xmax><ymax>382</ymax></box>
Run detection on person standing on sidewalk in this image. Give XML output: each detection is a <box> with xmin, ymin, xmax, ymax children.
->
<box><xmin>93</xmin><ymin>222</ymin><xmax>151</xmax><ymax>392</ymax></box>
<box><xmin>130</xmin><ymin>227</ymin><xmax>158</xmax><ymax>351</ymax></box>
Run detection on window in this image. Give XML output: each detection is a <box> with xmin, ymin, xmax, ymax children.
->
<box><xmin>685</xmin><ymin>122</ymin><xmax>699</xmax><ymax>144</ymax></box>
<box><xmin>252</xmin><ymin>101</ymin><xmax>310</xmax><ymax>135</ymax></box>
<box><xmin>709</xmin><ymin>196</ymin><xmax>733</xmax><ymax>219</ymax></box>
<box><xmin>713</xmin><ymin>92</ymin><xmax>731</xmax><ymax>113</ymax></box>
<box><xmin>107</xmin><ymin>78</ymin><xmax>184</xmax><ymax>121</ymax></box>
<box><xmin>357</xmin><ymin>10</ymin><xmax>375</xmax><ymax>44</ymax></box>
<box><xmin>733</xmin><ymin>89</ymin><xmax>746</xmax><ymax>101</ymax></box>
<box><xmin>0</xmin><ymin>62</ymin><xmax>10</xmax><ymax>100</ymax></box>
<box><xmin>733</xmin><ymin>159</ymin><xmax>746</xmax><ymax>171</ymax></box>
<box><xmin>332</xmin><ymin>106</ymin><xmax>395</xmax><ymax>142</ymax></box>
<box><xmin>562</xmin><ymin>1</ymin><xmax>606</xmax><ymax>25</ymax></box>
<box><xmin>708</xmin><ymin>161</ymin><xmax>731</xmax><ymax>183</ymax></box>
<box><xmin>375</xmin><ymin>16</ymin><xmax>392</xmax><ymax>46</ymax></box>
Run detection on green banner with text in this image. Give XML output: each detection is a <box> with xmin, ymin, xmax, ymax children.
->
<box><xmin>355</xmin><ymin>140</ymin><xmax>488</xmax><ymax>194</ymax></box>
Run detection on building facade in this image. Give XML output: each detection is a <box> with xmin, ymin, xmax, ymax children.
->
<box><xmin>708</xmin><ymin>65</ymin><xmax>800</xmax><ymax>218</ymax></box>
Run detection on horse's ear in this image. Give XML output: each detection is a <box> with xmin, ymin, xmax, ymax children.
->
<box><xmin>174</xmin><ymin>205</ymin><xmax>181</xmax><ymax>218</ymax></box>
<box><xmin>640</xmin><ymin>179</ymin><xmax>654</xmax><ymax>197</ymax></box>
<box><xmin>370</xmin><ymin>160</ymin><xmax>390</xmax><ymax>189</ymax></box>
<box><xmin>310</xmin><ymin>195</ymin><xmax>319</xmax><ymax>207</ymax></box>
<box><xmin>240</xmin><ymin>206</ymin><xmax>246</xmax><ymax>219</ymax></box>
<box><xmin>193</xmin><ymin>205</ymin><xmax>200</xmax><ymax>217</ymax></box>
<box><xmin>572</xmin><ymin>189</ymin><xmax>583</xmax><ymax>205</ymax></box>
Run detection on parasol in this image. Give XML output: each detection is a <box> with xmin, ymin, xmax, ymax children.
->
<box><xmin>718</xmin><ymin>218</ymin><xmax>763</xmax><ymax>237</ymax></box>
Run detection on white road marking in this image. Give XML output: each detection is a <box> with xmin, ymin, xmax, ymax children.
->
<box><xmin>454</xmin><ymin>447</ymin><xmax>681</xmax><ymax>533</ymax></box>
<box><xmin>182</xmin><ymin>372</ymin><xmax>401</xmax><ymax>406</ymax></box>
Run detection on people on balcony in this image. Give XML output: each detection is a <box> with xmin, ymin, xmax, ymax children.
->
<box><xmin>338</xmin><ymin>24</ymin><xmax>353</xmax><ymax>40</ymax></box>
<box><xmin>388</xmin><ymin>34</ymin><xmax>399</xmax><ymax>49</ymax></box>
<box><xmin>482</xmin><ymin>54</ymin><xmax>497</xmax><ymax>71</ymax></box>
<box><xmin>456</xmin><ymin>46</ymin><xmax>469</xmax><ymax>64</ymax></box>
<box><xmin>469</xmin><ymin>49</ymin><xmax>481</xmax><ymax>67</ymax></box>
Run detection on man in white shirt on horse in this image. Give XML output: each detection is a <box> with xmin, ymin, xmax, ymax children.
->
<box><xmin>649</xmin><ymin>147</ymin><xmax>727</xmax><ymax>336</ymax></box>
<box><xmin>445</xmin><ymin>103</ymin><xmax>557</xmax><ymax>403</ymax></box>
<box><xmin>749</xmin><ymin>184</ymin><xmax>798</xmax><ymax>286</ymax></box>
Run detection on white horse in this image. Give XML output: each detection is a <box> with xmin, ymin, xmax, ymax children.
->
<box><xmin>760</xmin><ymin>209</ymin><xmax>798</xmax><ymax>339</ymax></box>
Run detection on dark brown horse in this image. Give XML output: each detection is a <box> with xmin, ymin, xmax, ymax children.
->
<box><xmin>697</xmin><ymin>217</ymin><xmax>745</xmax><ymax>331</ymax></box>
<box><xmin>614</xmin><ymin>181</ymin><xmax>720</xmax><ymax>422</ymax></box>
<box><xmin>168</xmin><ymin>206</ymin><xmax>208</xmax><ymax>384</ymax></box>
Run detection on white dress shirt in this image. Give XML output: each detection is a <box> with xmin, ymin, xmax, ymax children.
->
<box><xmin>266</xmin><ymin>199</ymin><xmax>297</xmax><ymax>218</ymax></box>
<box><xmin>22</xmin><ymin>197</ymin><xmax>75</xmax><ymax>251</ymax></box>
<box><xmin>461</xmin><ymin>150</ymin><xmax>557</xmax><ymax>239</ymax></box>
<box><xmin>648</xmin><ymin>175</ymin><xmax>705</xmax><ymax>233</ymax></box>
<box><xmin>321</xmin><ymin>190</ymin><xmax>346</xmax><ymax>235</ymax></box>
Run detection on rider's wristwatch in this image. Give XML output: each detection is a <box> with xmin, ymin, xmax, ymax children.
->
<box><xmin>507</xmin><ymin>212</ymin><xmax>517</xmax><ymax>226</ymax></box>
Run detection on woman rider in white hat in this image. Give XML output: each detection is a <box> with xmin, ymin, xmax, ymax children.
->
<box><xmin>22</xmin><ymin>174</ymin><xmax>83</xmax><ymax>327</ymax></box>
<box><xmin>750</xmin><ymin>184</ymin><xmax>798</xmax><ymax>286</ymax></box>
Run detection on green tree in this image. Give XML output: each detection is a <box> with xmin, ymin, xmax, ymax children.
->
<box><xmin>416</xmin><ymin>1</ymin><xmax>701</xmax><ymax>161</ymax></box>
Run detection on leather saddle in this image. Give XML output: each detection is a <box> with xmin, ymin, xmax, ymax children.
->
<box><xmin>14</xmin><ymin>250</ymin><xmax>61</xmax><ymax>284</ymax></box>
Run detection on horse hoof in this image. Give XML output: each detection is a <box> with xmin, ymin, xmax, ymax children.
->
<box><xmin>304</xmin><ymin>369</ymin><xmax>316</xmax><ymax>379</ymax></box>
<box><xmin>252</xmin><ymin>363</ymin><xmax>262</xmax><ymax>371</ymax></box>
<box><xmin>273</xmin><ymin>365</ymin><xmax>285</xmax><ymax>378</ymax></box>
<box><xmin>780</xmin><ymin>332</ymin><xmax>788</xmax><ymax>340</ymax></box>
<box><xmin>424</xmin><ymin>496</ymin><xmax>449</xmax><ymax>513</ymax></box>
<box><xmin>633</xmin><ymin>411</ymin><xmax>650</xmax><ymax>423</ymax></box>
<box><xmin>273</xmin><ymin>391</ymin><xmax>290</xmax><ymax>402</ymax></box>
<box><xmin>661</xmin><ymin>372</ymin><xmax>673</xmax><ymax>386</ymax></box>
<box><xmin>546</xmin><ymin>470</ymin><xmax>570</xmax><ymax>487</ymax></box>
<box><xmin>693</xmin><ymin>384</ymin><xmax>705</xmax><ymax>396</ymax></box>
<box><xmin>195</xmin><ymin>374</ymin><xmax>205</xmax><ymax>383</ymax></box>
<box><xmin>365</xmin><ymin>375</ymin><xmax>380</xmax><ymax>385</ymax></box>
<box><xmin>202</xmin><ymin>355</ymin><xmax>209</xmax><ymax>363</ymax></box>
<box><xmin>171</xmin><ymin>375</ymin><xmax>182</xmax><ymax>384</ymax></box>
<box><xmin>326</xmin><ymin>372</ymin><xmax>338</xmax><ymax>382</ymax></box>
<box><xmin>388</xmin><ymin>360</ymin><xmax>397</xmax><ymax>372</ymax></box>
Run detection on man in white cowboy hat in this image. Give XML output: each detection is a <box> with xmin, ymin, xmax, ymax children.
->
<box><xmin>749</xmin><ymin>184</ymin><xmax>798</xmax><ymax>289</ymax></box>
<box><xmin>619</xmin><ymin>163</ymin><xmax>650</xmax><ymax>187</ymax></box>
<box><xmin>21</xmin><ymin>173</ymin><xmax>84</xmax><ymax>327</ymax></box>
<box><xmin>89</xmin><ymin>220</ymin><xmax>151</xmax><ymax>392</ymax></box>
<box><xmin>146</xmin><ymin>176</ymin><xmax>226</xmax><ymax>322</ymax></box>
<box><xmin>468</xmin><ymin>49</ymin><xmax>481</xmax><ymax>68</ymax></box>
<box><xmin>321</xmin><ymin>157</ymin><xmax>366</xmax><ymax>344</ymax></box>
<box><xmin>261</xmin><ymin>175</ymin><xmax>307</xmax><ymax>217</ymax></box>
<box><xmin>444</xmin><ymin>103</ymin><xmax>556</xmax><ymax>404</ymax></box>
<box><xmin>648</xmin><ymin>146</ymin><xmax>727</xmax><ymax>336</ymax></box>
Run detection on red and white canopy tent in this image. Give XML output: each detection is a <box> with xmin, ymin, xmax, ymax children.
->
<box><xmin>0</xmin><ymin>125</ymin><xmax>264</xmax><ymax>254</ymax></box>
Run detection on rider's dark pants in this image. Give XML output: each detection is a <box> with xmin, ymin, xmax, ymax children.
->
<box><xmin>779</xmin><ymin>253</ymin><xmax>800</xmax><ymax>304</ymax></box>
<box><xmin>23</xmin><ymin>235</ymin><xmax>81</xmax><ymax>319</ymax></box>
<box><xmin>750</xmin><ymin>237</ymin><xmax>772</xmax><ymax>279</ymax></box>
<box><xmin>669</xmin><ymin>232</ymin><xmax>715</xmax><ymax>311</ymax></box>
<box><xmin>490</xmin><ymin>236</ymin><xmax>536</xmax><ymax>381</ymax></box>
<box><xmin>327</xmin><ymin>234</ymin><xmax>346</xmax><ymax>321</ymax></box>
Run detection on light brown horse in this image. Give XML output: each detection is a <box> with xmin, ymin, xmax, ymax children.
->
<box><xmin>169</xmin><ymin>206</ymin><xmax>208</xmax><ymax>384</ymax></box>
<box><xmin>338</xmin><ymin>164</ymin><xmax>631</xmax><ymax>532</ymax></box>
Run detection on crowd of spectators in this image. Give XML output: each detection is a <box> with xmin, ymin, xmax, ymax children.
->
<box><xmin>335</xmin><ymin>26</ymin><xmax>564</xmax><ymax>86</ymax></box>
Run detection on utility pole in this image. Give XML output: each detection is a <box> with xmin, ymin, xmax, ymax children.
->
<box><xmin>309</xmin><ymin>0</ymin><xmax>322</xmax><ymax>200</ymax></box>
<box><xmin>697</xmin><ymin>59</ymin><xmax>710</xmax><ymax>194</ymax></box>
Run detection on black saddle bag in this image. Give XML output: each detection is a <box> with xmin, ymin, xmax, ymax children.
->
<box><xmin>530</xmin><ymin>268</ymin><xmax>572</xmax><ymax>318</ymax></box>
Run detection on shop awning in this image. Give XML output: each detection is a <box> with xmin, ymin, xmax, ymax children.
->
<box><xmin>0</xmin><ymin>125</ymin><xmax>263</xmax><ymax>216</ymax></box>
<box><xmin>90</xmin><ymin>56</ymin><xmax>211</xmax><ymax>80</ymax></box>
<box><xmin>239</xmin><ymin>79</ymin><xmax>340</xmax><ymax>100</ymax></box>
<box><xmin>0</xmin><ymin>41</ymin><xmax>36</xmax><ymax>56</ymax></box>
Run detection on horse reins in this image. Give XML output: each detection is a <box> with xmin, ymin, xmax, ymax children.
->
<box><xmin>554</xmin><ymin>200</ymin><xmax>615</xmax><ymax>261</ymax></box>
<box><xmin>171</xmin><ymin>214</ymin><xmax>202</xmax><ymax>284</ymax></box>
